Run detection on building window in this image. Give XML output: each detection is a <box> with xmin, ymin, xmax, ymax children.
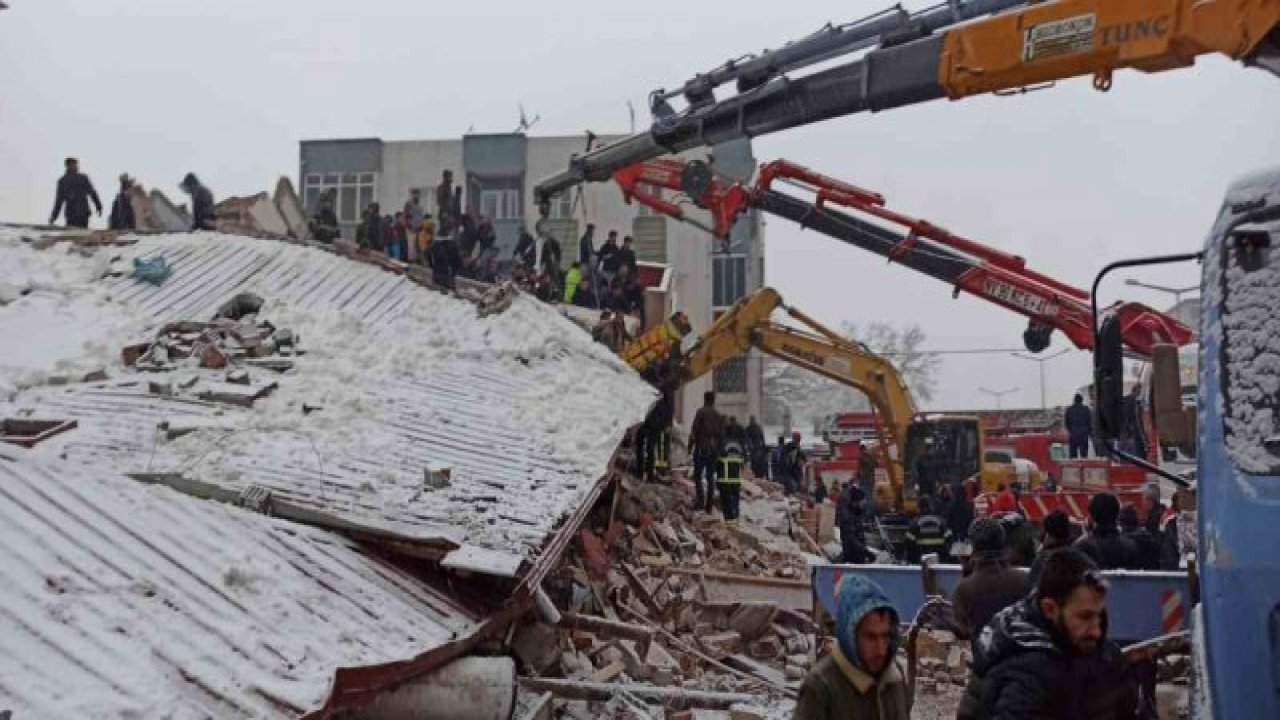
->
<box><xmin>710</xmin><ymin>307</ymin><xmax>749</xmax><ymax>394</ymax></box>
<box><xmin>481</xmin><ymin>189</ymin><xmax>522</xmax><ymax>221</ymax></box>
<box><xmin>302</xmin><ymin>172</ymin><xmax>377</xmax><ymax>223</ymax></box>
<box><xmin>712</xmin><ymin>254</ymin><xmax>748</xmax><ymax>308</ymax></box>
<box><xmin>548</xmin><ymin>192</ymin><xmax>575</xmax><ymax>220</ymax></box>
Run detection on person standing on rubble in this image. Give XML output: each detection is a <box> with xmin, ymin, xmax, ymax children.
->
<box><xmin>636</xmin><ymin>364</ymin><xmax>676</xmax><ymax>482</ymax></box>
<box><xmin>1075</xmin><ymin>492</ymin><xmax>1139</xmax><ymax>570</ymax></box>
<box><xmin>952</xmin><ymin>518</ymin><xmax>1029</xmax><ymax>646</ymax></box>
<box><xmin>1065</xmin><ymin>393</ymin><xmax>1094</xmax><ymax>458</ymax></box>
<box><xmin>780</xmin><ymin>432</ymin><xmax>808</xmax><ymax>496</ymax></box>
<box><xmin>108</xmin><ymin>174</ymin><xmax>136</xmax><ymax>231</ymax></box>
<box><xmin>49</xmin><ymin>157</ymin><xmax>102</xmax><ymax>228</ymax></box>
<box><xmin>416</xmin><ymin>213</ymin><xmax>435</xmax><ymax>263</ymax></box>
<box><xmin>837</xmin><ymin>483</ymin><xmax>873</xmax><ymax>564</ymax></box>
<box><xmin>428</xmin><ymin>225</ymin><xmax>462</xmax><ymax>290</ymax></box>
<box><xmin>435</xmin><ymin>170</ymin><xmax>454</xmax><ymax>236</ymax></box>
<box><xmin>904</xmin><ymin>496</ymin><xmax>951</xmax><ymax>564</ymax></box>
<box><xmin>956</xmin><ymin>549</ymin><xmax>1138</xmax><ymax>720</ymax></box>
<box><xmin>856</xmin><ymin>442</ymin><xmax>878</xmax><ymax>513</ymax></box>
<box><xmin>618</xmin><ymin>235</ymin><xmax>638</xmax><ymax>277</ymax></box>
<box><xmin>689</xmin><ymin>391</ymin><xmax>725</xmax><ymax>513</ymax></box>
<box><xmin>717</xmin><ymin>435</ymin><xmax>746</xmax><ymax>524</ymax></box>
<box><xmin>745</xmin><ymin>416</ymin><xmax>766</xmax><ymax>478</ymax></box>
<box><xmin>540</xmin><ymin>230</ymin><xmax>562</xmax><ymax>282</ymax></box>
<box><xmin>179</xmin><ymin>173</ymin><xmax>217</xmax><ymax>231</ymax></box>
<box><xmin>597</xmin><ymin>230</ymin><xmax>621</xmax><ymax>285</ymax></box>
<box><xmin>311</xmin><ymin>191</ymin><xmax>340</xmax><ymax>243</ymax></box>
<box><xmin>796</xmin><ymin>575</ymin><xmax>911</xmax><ymax>720</ymax></box>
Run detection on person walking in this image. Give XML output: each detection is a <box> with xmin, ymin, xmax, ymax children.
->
<box><xmin>108</xmin><ymin>174</ymin><xmax>137</xmax><ymax>231</ymax></box>
<box><xmin>795</xmin><ymin>575</ymin><xmax>912</xmax><ymax>720</ymax></box>
<box><xmin>179</xmin><ymin>173</ymin><xmax>217</xmax><ymax>231</ymax></box>
<box><xmin>957</xmin><ymin>549</ymin><xmax>1138</xmax><ymax>720</ymax></box>
<box><xmin>49</xmin><ymin>157</ymin><xmax>102</xmax><ymax>228</ymax></box>
<box><xmin>1065</xmin><ymin>393</ymin><xmax>1093</xmax><ymax>458</ymax></box>
<box><xmin>688</xmin><ymin>391</ymin><xmax>725</xmax><ymax>513</ymax></box>
<box><xmin>952</xmin><ymin>518</ymin><xmax>1030</xmax><ymax>645</ymax></box>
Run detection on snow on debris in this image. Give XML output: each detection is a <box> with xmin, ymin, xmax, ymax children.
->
<box><xmin>1</xmin><ymin>230</ymin><xmax>655</xmax><ymax>572</ymax></box>
<box><xmin>0</xmin><ymin>445</ymin><xmax>481</xmax><ymax>719</ymax></box>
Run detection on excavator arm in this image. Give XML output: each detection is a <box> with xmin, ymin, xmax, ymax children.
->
<box><xmin>535</xmin><ymin>0</ymin><xmax>1279</xmax><ymax>203</ymax></box>
<box><xmin>675</xmin><ymin>288</ymin><xmax>918</xmax><ymax>491</ymax></box>
<box><xmin>615</xmin><ymin>156</ymin><xmax>1193</xmax><ymax>356</ymax></box>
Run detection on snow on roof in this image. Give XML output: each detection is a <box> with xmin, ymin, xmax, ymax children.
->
<box><xmin>0</xmin><ymin>445</ymin><xmax>482</xmax><ymax>718</ymax></box>
<box><xmin>1</xmin><ymin>228</ymin><xmax>654</xmax><ymax>573</ymax></box>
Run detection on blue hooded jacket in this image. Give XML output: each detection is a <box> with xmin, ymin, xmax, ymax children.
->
<box><xmin>835</xmin><ymin>574</ymin><xmax>901</xmax><ymax>675</ymax></box>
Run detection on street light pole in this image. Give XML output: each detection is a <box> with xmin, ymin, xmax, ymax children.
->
<box><xmin>1012</xmin><ymin>348</ymin><xmax>1071</xmax><ymax>409</ymax></box>
<box><xmin>1123</xmin><ymin>278</ymin><xmax>1199</xmax><ymax>308</ymax></box>
<box><xmin>978</xmin><ymin>386</ymin><xmax>1018</xmax><ymax>411</ymax></box>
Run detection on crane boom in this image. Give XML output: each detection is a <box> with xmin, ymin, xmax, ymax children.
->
<box><xmin>611</xmin><ymin>156</ymin><xmax>1193</xmax><ymax>355</ymax></box>
<box><xmin>535</xmin><ymin>0</ymin><xmax>1279</xmax><ymax>204</ymax></box>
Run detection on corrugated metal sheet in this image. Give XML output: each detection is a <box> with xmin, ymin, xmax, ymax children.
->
<box><xmin>4</xmin><ymin>233</ymin><xmax>652</xmax><ymax>575</ymax></box>
<box><xmin>0</xmin><ymin>445</ymin><xmax>481</xmax><ymax>719</ymax></box>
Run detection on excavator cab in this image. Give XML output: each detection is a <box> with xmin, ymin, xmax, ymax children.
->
<box><xmin>901</xmin><ymin>417</ymin><xmax>983</xmax><ymax>506</ymax></box>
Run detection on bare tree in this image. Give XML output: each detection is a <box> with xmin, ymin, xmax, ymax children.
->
<box><xmin>843</xmin><ymin>322</ymin><xmax>941</xmax><ymax>403</ymax></box>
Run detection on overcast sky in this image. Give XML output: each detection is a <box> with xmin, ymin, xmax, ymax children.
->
<box><xmin>3</xmin><ymin>0</ymin><xmax>1278</xmax><ymax>410</ymax></box>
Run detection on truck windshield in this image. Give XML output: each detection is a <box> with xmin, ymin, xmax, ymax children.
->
<box><xmin>1221</xmin><ymin>219</ymin><xmax>1280</xmax><ymax>474</ymax></box>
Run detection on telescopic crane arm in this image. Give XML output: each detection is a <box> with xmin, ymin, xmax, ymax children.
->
<box><xmin>536</xmin><ymin>0</ymin><xmax>1279</xmax><ymax>204</ymax></box>
<box><xmin>613</xmin><ymin>156</ymin><xmax>1193</xmax><ymax>356</ymax></box>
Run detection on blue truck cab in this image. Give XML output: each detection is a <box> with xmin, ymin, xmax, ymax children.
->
<box><xmin>1190</xmin><ymin>166</ymin><xmax>1280</xmax><ymax>718</ymax></box>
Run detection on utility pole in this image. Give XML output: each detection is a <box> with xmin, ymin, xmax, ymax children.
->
<box><xmin>1011</xmin><ymin>348</ymin><xmax>1071</xmax><ymax>409</ymax></box>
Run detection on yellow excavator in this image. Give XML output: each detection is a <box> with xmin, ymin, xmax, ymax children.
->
<box><xmin>625</xmin><ymin>288</ymin><xmax>992</xmax><ymax>512</ymax></box>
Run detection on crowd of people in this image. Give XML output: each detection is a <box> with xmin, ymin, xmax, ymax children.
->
<box><xmin>308</xmin><ymin>170</ymin><xmax>651</xmax><ymax>324</ymax></box>
<box><xmin>48</xmin><ymin>157</ymin><xmax>217</xmax><ymax>233</ymax></box>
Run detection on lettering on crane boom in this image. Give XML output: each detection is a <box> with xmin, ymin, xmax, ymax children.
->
<box><xmin>780</xmin><ymin>343</ymin><xmax>853</xmax><ymax>375</ymax></box>
<box><xmin>1099</xmin><ymin>16</ymin><xmax>1171</xmax><ymax>47</ymax></box>
<box><xmin>983</xmin><ymin>278</ymin><xmax>1060</xmax><ymax>317</ymax></box>
<box><xmin>1023</xmin><ymin>13</ymin><xmax>1096</xmax><ymax>62</ymax></box>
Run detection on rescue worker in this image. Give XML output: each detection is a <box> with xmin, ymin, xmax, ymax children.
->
<box><xmin>178</xmin><ymin>172</ymin><xmax>216</xmax><ymax>231</ymax></box>
<box><xmin>311</xmin><ymin>191</ymin><xmax>340</xmax><ymax>243</ymax></box>
<box><xmin>769</xmin><ymin>434</ymin><xmax>786</xmax><ymax>484</ymax></box>
<box><xmin>717</xmin><ymin>438</ymin><xmax>746</xmax><ymax>523</ymax></box>
<box><xmin>49</xmin><ymin>156</ymin><xmax>102</xmax><ymax>228</ymax></box>
<box><xmin>688</xmin><ymin>391</ymin><xmax>725</xmax><ymax>513</ymax></box>
<box><xmin>904</xmin><ymin>496</ymin><xmax>951</xmax><ymax>564</ymax></box>
<box><xmin>1075</xmin><ymin>492</ymin><xmax>1139</xmax><ymax>570</ymax></box>
<box><xmin>1028</xmin><ymin>509</ymin><xmax>1073</xmax><ymax>586</ymax></box>
<box><xmin>941</xmin><ymin>482</ymin><xmax>973</xmax><ymax>544</ymax></box>
<box><xmin>837</xmin><ymin>483</ymin><xmax>873</xmax><ymax>564</ymax></box>
<box><xmin>1119</xmin><ymin>504</ymin><xmax>1160</xmax><ymax>570</ymax></box>
<box><xmin>952</xmin><ymin>518</ymin><xmax>1030</xmax><ymax>646</ymax></box>
<box><xmin>957</xmin><ymin>549</ymin><xmax>1138</xmax><ymax>720</ymax></box>
<box><xmin>108</xmin><ymin>174</ymin><xmax>137</xmax><ymax>231</ymax></box>
<box><xmin>781</xmin><ymin>432</ymin><xmax>808</xmax><ymax>496</ymax></box>
<box><xmin>635</xmin><ymin>361</ymin><xmax>675</xmax><ymax>482</ymax></box>
<box><xmin>795</xmin><ymin>575</ymin><xmax>911</xmax><ymax>720</ymax></box>
<box><xmin>563</xmin><ymin>262</ymin><xmax>583</xmax><ymax>304</ymax></box>
<box><xmin>1065</xmin><ymin>393</ymin><xmax>1093</xmax><ymax>458</ymax></box>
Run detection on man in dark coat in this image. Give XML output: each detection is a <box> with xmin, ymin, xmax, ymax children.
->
<box><xmin>618</xmin><ymin>235</ymin><xmax>638</xmax><ymax>277</ymax></box>
<box><xmin>957</xmin><ymin>549</ymin><xmax>1138</xmax><ymax>720</ymax></box>
<box><xmin>428</xmin><ymin>233</ymin><xmax>463</xmax><ymax>290</ymax></box>
<box><xmin>745</xmin><ymin>416</ymin><xmax>767</xmax><ymax>477</ymax></box>
<box><xmin>837</xmin><ymin>483</ymin><xmax>873</xmax><ymax>563</ymax></box>
<box><xmin>311</xmin><ymin>192</ymin><xmax>340</xmax><ymax>243</ymax></box>
<box><xmin>1028</xmin><ymin>509</ymin><xmax>1073</xmax><ymax>587</ymax></box>
<box><xmin>179</xmin><ymin>172</ymin><xmax>217</xmax><ymax>231</ymax></box>
<box><xmin>49</xmin><ymin>157</ymin><xmax>102</xmax><ymax>228</ymax></box>
<box><xmin>1075</xmin><ymin>492</ymin><xmax>1140</xmax><ymax>570</ymax></box>
<box><xmin>514</xmin><ymin>230</ymin><xmax>537</xmax><ymax>270</ymax></box>
<box><xmin>1119</xmin><ymin>505</ymin><xmax>1161</xmax><ymax>570</ymax></box>
<box><xmin>108</xmin><ymin>174</ymin><xmax>137</xmax><ymax>231</ymax></box>
<box><xmin>953</xmin><ymin>518</ymin><xmax>1030</xmax><ymax>646</ymax></box>
<box><xmin>688</xmin><ymin>391</ymin><xmax>725</xmax><ymax>512</ymax></box>
<box><xmin>1065</xmin><ymin>393</ymin><xmax>1093</xmax><ymax>458</ymax></box>
<box><xmin>540</xmin><ymin>232</ymin><xmax>562</xmax><ymax>281</ymax></box>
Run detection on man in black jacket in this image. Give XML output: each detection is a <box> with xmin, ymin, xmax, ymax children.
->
<box><xmin>1065</xmin><ymin>393</ymin><xmax>1093</xmax><ymax>458</ymax></box>
<box><xmin>49</xmin><ymin>157</ymin><xmax>102</xmax><ymax>228</ymax></box>
<box><xmin>1076</xmin><ymin>493</ymin><xmax>1139</xmax><ymax>570</ymax></box>
<box><xmin>179</xmin><ymin>172</ymin><xmax>216</xmax><ymax>231</ymax></box>
<box><xmin>953</xmin><ymin>518</ymin><xmax>1029</xmax><ymax>645</ymax></box>
<box><xmin>109</xmin><ymin>174</ymin><xmax>137</xmax><ymax>231</ymax></box>
<box><xmin>618</xmin><ymin>235</ymin><xmax>638</xmax><ymax>277</ymax></box>
<box><xmin>958</xmin><ymin>548</ymin><xmax>1138</xmax><ymax>720</ymax></box>
<box><xmin>428</xmin><ymin>233</ymin><xmax>463</xmax><ymax>290</ymax></box>
<box><xmin>1119</xmin><ymin>505</ymin><xmax>1160</xmax><ymax>570</ymax></box>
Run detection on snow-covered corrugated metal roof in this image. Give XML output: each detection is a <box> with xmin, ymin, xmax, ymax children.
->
<box><xmin>0</xmin><ymin>445</ymin><xmax>482</xmax><ymax>719</ymax></box>
<box><xmin>1</xmin><ymin>230</ymin><xmax>654</xmax><ymax>574</ymax></box>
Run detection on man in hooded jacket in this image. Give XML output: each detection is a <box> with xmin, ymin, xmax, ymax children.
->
<box><xmin>795</xmin><ymin>575</ymin><xmax>912</xmax><ymax>720</ymax></box>
<box><xmin>957</xmin><ymin>548</ymin><xmax>1138</xmax><ymax>720</ymax></box>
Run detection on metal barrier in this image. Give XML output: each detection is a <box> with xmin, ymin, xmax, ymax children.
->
<box><xmin>812</xmin><ymin>563</ymin><xmax>1191</xmax><ymax>641</ymax></box>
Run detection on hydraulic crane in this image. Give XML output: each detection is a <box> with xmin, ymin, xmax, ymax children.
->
<box><xmin>535</xmin><ymin>0</ymin><xmax>1279</xmax><ymax>203</ymax></box>
<box><xmin>608</xmin><ymin>155</ymin><xmax>1193</xmax><ymax>356</ymax></box>
<box><xmin>629</xmin><ymin>287</ymin><xmax>989</xmax><ymax>510</ymax></box>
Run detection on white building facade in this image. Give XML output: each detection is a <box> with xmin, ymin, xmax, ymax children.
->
<box><xmin>299</xmin><ymin>133</ymin><xmax>765</xmax><ymax>428</ymax></box>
